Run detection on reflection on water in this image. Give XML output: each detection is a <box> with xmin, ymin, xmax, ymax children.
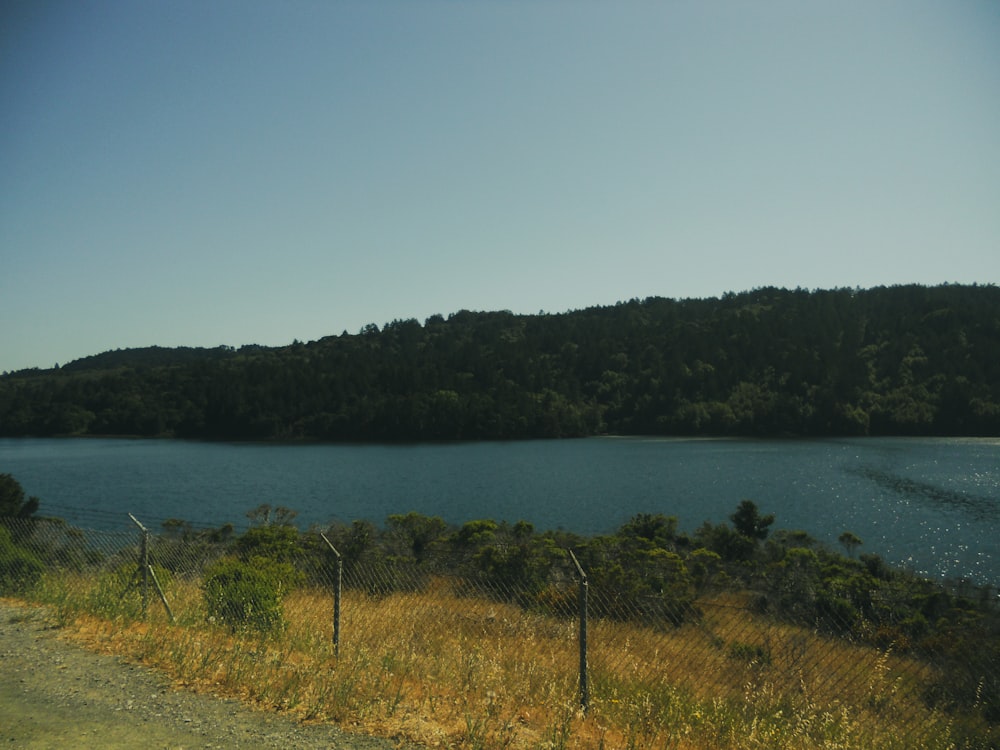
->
<box><xmin>852</xmin><ymin>466</ymin><xmax>999</xmax><ymax>522</ymax></box>
<box><xmin>1</xmin><ymin>436</ymin><xmax>997</xmax><ymax>586</ymax></box>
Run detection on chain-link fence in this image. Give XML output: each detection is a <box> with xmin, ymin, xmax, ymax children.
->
<box><xmin>2</xmin><ymin>512</ymin><xmax>998</xmax><ymax>749</ymax></box>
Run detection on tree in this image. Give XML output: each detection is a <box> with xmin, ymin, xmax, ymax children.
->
<box><xmin>0</xmin><ymin>474</ymin><xmax>39</xmax><ymax>518</ymax></box>
<box><xmin>246</xmin><ymin>503</ymin><xmax>297</xmax><ymax>527</ymax></box>
<box><xmin>838</xmin><ymin>531</ymin><xmax>863</xmax><ymax>558</ymax></box>
<box><xmin>730</xmin><ymin>500</ymin><xmax>774</xmax><ymax>541</ymax></box>
<box><xmin>619</xmin><ymin>513</ymin><xmax>679</xmax><ymax>549</ymax></box>
<box><xmin>386</xmin><ymin>512</ymin><xmax>448</xmax><ymax>562</ymax></box>
<box><xmin>3</xmin><ymin>284</ymin><xmax>999</xmax><ymax>441</ymax></box>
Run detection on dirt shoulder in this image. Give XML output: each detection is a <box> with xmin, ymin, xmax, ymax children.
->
<box><xmin>0</xmin><ymin>600</ymin><xmax>413</xmax><ymax>749</ymax></box>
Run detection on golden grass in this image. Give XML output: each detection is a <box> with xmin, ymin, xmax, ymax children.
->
<box><xmin>30</xmin><ymin>572</ymin><xmax>990</xmax><ymax>749</ymax></box>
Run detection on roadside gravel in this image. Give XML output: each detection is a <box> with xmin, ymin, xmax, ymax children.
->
<box><xmin>0</xmin><ymin>600</ymin><xmax>416</xmax><ymax>749</ymax></box>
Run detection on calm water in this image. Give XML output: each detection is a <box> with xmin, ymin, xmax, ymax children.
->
<box><xmin>1</xmin><ymin>436</ymin><xmax>998</xmax><ymax>585</ymax></box>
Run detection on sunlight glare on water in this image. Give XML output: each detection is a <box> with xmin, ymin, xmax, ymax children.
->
<box><xmin>1</xmin><ymin>436</ymin><xmax>997</xmax><ymax>586</ymax></box>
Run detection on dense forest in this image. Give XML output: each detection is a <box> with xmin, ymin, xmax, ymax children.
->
<box><xmin>2</xmin><ymin>284</ymin><xmax>999</xmax><ymax>441</ymax></box>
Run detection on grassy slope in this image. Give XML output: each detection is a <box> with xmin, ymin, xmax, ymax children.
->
<box><xmin>34</xmin><ymin>575</ymin><xmax>990</xmax><ymax>750</ymax></box>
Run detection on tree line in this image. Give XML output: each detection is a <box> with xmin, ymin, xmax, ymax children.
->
<box><xmin>2</xmin><ymin>284</ymin><xmax>999</xmax><ymax>440</ymax></box>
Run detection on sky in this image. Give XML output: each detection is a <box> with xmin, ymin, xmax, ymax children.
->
<box><xmin>2</xmin><ymin>1</ymin><xmax>999</xmax><ymax>373</ymax></box>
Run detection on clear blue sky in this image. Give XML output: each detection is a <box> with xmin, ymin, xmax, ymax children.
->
<box><xmin>2</xmin><ymin>1</ymin><xmax>999</xmax><ymax>373</ymax></box>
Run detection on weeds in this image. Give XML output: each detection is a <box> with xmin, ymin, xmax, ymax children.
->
<box><xmin>11</xmin><ymin>571</ymin><xmax>996</xmax><ymax>749</ymax></box>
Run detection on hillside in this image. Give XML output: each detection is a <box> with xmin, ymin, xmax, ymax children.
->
<box><xmin>1</xmin><ymin>284</ymin><xmax>999</xmax><ymax>440</ymax></box>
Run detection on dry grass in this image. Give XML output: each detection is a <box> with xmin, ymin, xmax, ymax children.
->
<box><xmin>33</xmin><ymin>572</ymin><xmax>989</xmax><ymax>749</ymax></box>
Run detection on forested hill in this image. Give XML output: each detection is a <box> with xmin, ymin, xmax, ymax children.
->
<box><xmin>2</xmin><ymin>284</ymin><xmax>999</xmax><ymax>441</ymax></box>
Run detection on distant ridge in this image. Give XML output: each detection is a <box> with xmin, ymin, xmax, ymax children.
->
<box><xmin>60</xmin><ymin>345</ymin><xmax>240</xmax><ymax>373</ymax></box>
<box><xmin>2</xmin><ymin>284</ymin><xmax>999</xmax><ymax>441</ymax></box>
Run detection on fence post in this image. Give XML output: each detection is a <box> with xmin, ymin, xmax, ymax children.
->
<box><xmin>320</xmin><ymin>533</ymin><xmax>343</xmax><ymax>657</ymax></box>
<box><xmin>128</xmin><ymin>514</ymin><xmax>175</xmax><ymax>623</ymax></box>
<box><xmin>569</xmin><ymin>549</ymin><xmax>589</xmax><ymax>714</ymax></box>
<box><xmin>133</xmin><ymin>515</ymin><xmax>150</xmax><ymax>617</ymax></box>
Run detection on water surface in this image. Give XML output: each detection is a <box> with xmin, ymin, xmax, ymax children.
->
<box><xmin>2</xmin><ymin>436</ymin><xmax>997</xmax><ymax>585</ymax></box>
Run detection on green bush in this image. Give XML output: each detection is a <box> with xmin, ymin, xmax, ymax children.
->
<box><xmin>202</xmin><ymin>556</ymin><xmax>297</xmax><ymax>634</ymax></box>
<box><xmin>0</xmin><ymin>525</ymin><xmax>44</xmax><ymax>595</ymax></box>
<box><xmin>234</xmin><ymin>524</ymin><xmax>301</xmax><ymax>563</ymax></box>
<box><xmin>586</xmin><ymin>544</ymin><xmax>697</xmax><ymax>627</ymax></box>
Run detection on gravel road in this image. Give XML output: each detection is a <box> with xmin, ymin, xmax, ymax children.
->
<box><xmin>0</xmin><ymin>600</ymin><xmax>415</xmax><ymax>749</ymax></box>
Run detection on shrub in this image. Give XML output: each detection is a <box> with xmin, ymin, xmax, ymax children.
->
<box><xmin>688</xmin><ymin>547</ymin><xmax>725</xmax><ymax>592</ymax></box>
<box><xmin>202</xmin><ymin>556</ymin><xmax>298</xmax><ymax>634</ymax></box>
<box><xmin>234</xmin><ymin>524</ymin><xmax>301</xmax><ymax>563</ymax></box>
<box><xmin>0</xmin><ymin>525</ymin><xmax>44</xmax><ymax>594</ymax></box>
<box><xmin>587</xmin><ymin>545</ymin><xmax>697</xmax><ymax>626</ymax></box>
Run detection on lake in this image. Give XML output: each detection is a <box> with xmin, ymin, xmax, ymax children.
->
<box><xmin>1</xmin><ymin>436</ymin><xmax>998</xmax><ymax>586</ymax></box>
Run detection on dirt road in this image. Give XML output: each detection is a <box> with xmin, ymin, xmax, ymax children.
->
<box><xmin>0</xmin><ymin>600</ymin><xmax>413</xmax><ymax>749</ymax></box>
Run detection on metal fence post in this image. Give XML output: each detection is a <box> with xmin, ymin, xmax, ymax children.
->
<box><xmin>128</xmin><ymin>514</ymin><xmax>175</xmax><ymax>623</ymax></box>
<box><xmin>320</xmin><ymin>533</ymin><xmax>343</xmax><ymax>657</ymax></box>
<box><xmin>138</xmin><ymin>518</ymin><xmax>150</xmax><ymax>617</ymax></box>
<box><xmin>569</xmin><ymin>549</ymin><xmax>589</xmax><ymax>714</ymax></box>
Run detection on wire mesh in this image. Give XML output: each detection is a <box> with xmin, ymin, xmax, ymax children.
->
<box><xmin>1</xmin><ymin>512</ymin><xmax>997</xmax><ymax>749</ymax></box>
